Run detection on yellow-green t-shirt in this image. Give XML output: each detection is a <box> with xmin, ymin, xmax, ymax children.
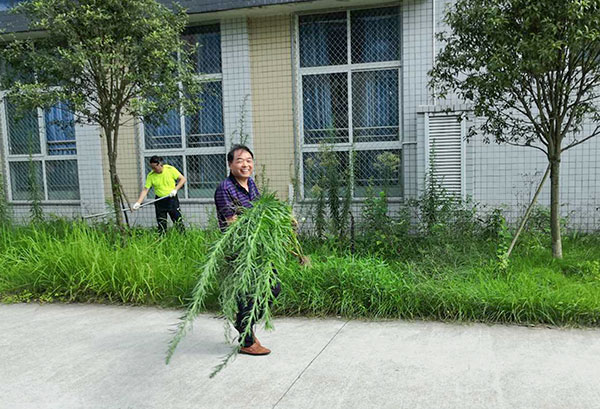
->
<box><xmin>144</xmin><ymin>164</ymin><xmax>182</xmax><ymax>197</ymax></box>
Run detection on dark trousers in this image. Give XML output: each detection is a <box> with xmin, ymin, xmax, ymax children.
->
<box><xmin>235</xmin><ymin>279</ymin><xmax>281</xmax><ymax>347</ymax></box>
<box><xmin>154</xmin><ymin>196</ymin><xmax>185</xmax><ymax>234</ymax></box>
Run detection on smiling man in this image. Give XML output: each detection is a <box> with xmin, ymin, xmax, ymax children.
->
<box><xmin>214</xmin><ymin>144</ymin><xmax>259</xmax><ymax>231</ymax></box>
<box><xmin>214</xmin><ymin>144</ymin><xmax>280</xmax><ymax>356</ymax></box>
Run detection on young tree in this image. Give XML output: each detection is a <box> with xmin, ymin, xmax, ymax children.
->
<box><xmin>430</xmin><ymin>0</ymin><xmax>600</xmax><ymax>258</ymax></box>
<box><xmin>1</xmin><ymin>0</ymin><xmax>203</xmax><ymax>229</ymax></box>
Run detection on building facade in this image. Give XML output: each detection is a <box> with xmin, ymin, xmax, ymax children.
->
<box><xmin>0</xmin><ymin>0</ymin><xmax>598</xmax><ymax>230</ymax></box>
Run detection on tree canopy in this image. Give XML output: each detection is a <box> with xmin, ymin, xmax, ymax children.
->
<box><xmin>1</xmin><ymin>0</ymin><xmax>204</xmax><ymax>228</ymax></box>
<box><xmin>430</xmin><ymin>0</ymin><xmax>600</xmax><ymax>258</ymax></box>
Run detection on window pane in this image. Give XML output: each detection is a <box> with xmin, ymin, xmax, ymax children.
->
<box><xmin>302</xmin><ymin>150</ymin><xmax>349</xmax><ymax>198</ymax></box>
<box><xmin>352</xmin><ymin>70</ymin><xmax>399</xmax><ymax>142</ymax></box>
<box><xmin>302</xmin><ymin>73</ymin><xmax>348</xmax><ymax>144</ymax></box>
<box><xmin>186</xmin><ymin>81</ymin><xmax>224</xmax><ymax>148</ymax></box>
<box><xmin>354</xmin><ymin>149</ymin><xmax>402</xmax><ymax>197</ymax></box>
<box><xmin>0</xmin><ymin>0</ymin><xmax>24</xmax><ymax>11</ymax></box>
<box><xmin>351</xmin><ymin>7</ymin><xmax>400</xmax><ymax>63</ymax></box>
<box><xmin>144</xmin><ymin>108</ymin><xmax>182</xmax><ymax>149</ymax></box>
<box><xmin>183</xmin><ymin>24</ymin><xmax>221</xmax><ymax>74</ymax></box>
<box><xmin>299</xmin><ymin>12</ymin><xmax>347</xmax><ymax>67</ymax></box>
<box><xmin>187</xmin><ymin>154</ymin><xmax>226</xmax><ymax>198</ymax></box>
<box><xmin>46</xmin><ymin>160</ymin><xmax>80</xmax><ymax>200</ymax></box>
<box><xmin>9</xmin><ymin>160</ymin><xmax>43</xmax><ymax>201</ymax></box>
<box><xmin>45</xmin><ymin>102</ymin><xmax>76</xmax><ymax>156</ymax></box>
<box><xmin>6</xmin><ymin>99</ymin><xmax>40</xmax><ymax>155</ymax></box>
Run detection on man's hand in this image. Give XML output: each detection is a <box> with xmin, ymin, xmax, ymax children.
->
<box><xmin>132</xmin><ymin>202</ymin><xmax>141</xmax><ymax>210</ymax></box>
<box><xmin>169</xmin><ymin>189</ymin><xmax>178</xmax><ymax>197</ymax></box>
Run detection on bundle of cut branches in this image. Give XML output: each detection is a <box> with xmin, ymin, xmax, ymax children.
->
<box><xmin>165</xmin><ymin>194</ymin><xmax>303</xmax><ymax>375</ymax></box>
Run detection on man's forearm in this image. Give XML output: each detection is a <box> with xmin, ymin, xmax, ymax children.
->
<box><xmin>136</xmin><ymin>188</ymin><xmax>149</xmax><ymax>204</ymax></box>
<box><xmin>175</xmin><ymin>176</ymin><xmax>186</xmax><ymax>191</ymax></box>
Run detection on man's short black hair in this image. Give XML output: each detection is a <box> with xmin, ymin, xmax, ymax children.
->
<box><xmin>227</xmin><ymin>144</ymin><xmax>254</xmax><ymax>164</ymax></box>
<box><xmin>149</xmin><ymin>156</ymin><xmax>163</xmax><ymax>165</ymax></box>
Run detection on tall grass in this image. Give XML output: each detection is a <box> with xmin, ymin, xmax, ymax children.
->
<box><xmin>0</xmin><ymin>221</ymin><xmax>599</xmax><ymax>327</ymax></box>
<box><xmin>278</xmin><ymin>239</ymin><xmax>600</xmax><ymax>325</ymax></box>
<box><xmin>0</xmin><ymin>222</ymin><xmax>220</xmax><ymax>306</ymax></box>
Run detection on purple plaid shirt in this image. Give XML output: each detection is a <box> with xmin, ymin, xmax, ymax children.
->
<box><xmin>214</xmin><ymin>175</ymin><xmax>260</xmax><ymax>231</ymax></box>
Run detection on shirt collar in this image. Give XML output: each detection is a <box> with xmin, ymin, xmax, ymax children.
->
<box><xmin>228</xmin><ymin>173</ymin><xmax>252</xmax><ymax>194</ymax></box>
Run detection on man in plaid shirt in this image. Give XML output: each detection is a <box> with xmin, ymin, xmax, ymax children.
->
<box><xmin>214</xmin><ymin>144</ymin><xmax>280</xmax><ymax>356</ymax></box>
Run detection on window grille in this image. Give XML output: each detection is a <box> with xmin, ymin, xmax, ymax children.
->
<box><xmin>2</xmin><ymin>96</ymin><xmax>80</xmax><ymax>202</ymax></box>
<box><xmin>297</xmin><ymin>6</ymin><xmax>403</xmax><ymax>198</ymax></box>
<box><xmin>141</xmin><ymin>23</ymin><xmax>227</xmax><ymax>199</ymax></box>
<box><xmin>0</xmin><ymin>0</ymin><xmax>24</xmax><ymax>12</ymax></box>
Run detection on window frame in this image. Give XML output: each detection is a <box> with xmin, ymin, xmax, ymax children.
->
<box><xmin>294</xmin><ymin>5</ymin><xmax>404</xmax><ymax>200</ymax></box>
<box><xmin>138</xmin><ymin>22</ymin><xmax>227</xmax><ymax>202</ymax></box>
<box><xmin>0</xmin><ymin>91</ymin><xmax>80</xmax><ymax>203</ymax></box>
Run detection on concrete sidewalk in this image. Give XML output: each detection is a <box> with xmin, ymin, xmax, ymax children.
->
<box><xmin>1</xmin><ymin>304</ymin><xmax>599</xmax><ymax>409</ymax></box>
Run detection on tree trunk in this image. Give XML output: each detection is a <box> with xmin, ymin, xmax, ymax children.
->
<box><xmin>550</xmin><ymin>157</ymin><xmax>563</xmax><ymax>259</ymax></box>
<box><xmin>108</xmin><ymin>151</ymin><xmax>124</xmax><ymax>230</ymax></box>
<box><xmin>104</xmin><ymin>125</ymin><xmax>124</xmax><ymax>230</ymax></box>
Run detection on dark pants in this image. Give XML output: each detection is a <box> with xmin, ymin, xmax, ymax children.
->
<box><xmin>235</xmin><ymin>278</ymin><xmax>281</xmax><ymax>347</ymax></box>
<box><xmin>154</xmin><ymin>196</ymin><xmax>185</xmax><ymax>234</ymax></box>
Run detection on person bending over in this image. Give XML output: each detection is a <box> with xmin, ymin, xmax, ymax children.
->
<box><xmin>133</xmin><ymin>156</ymin><xmax>186</xmax><ymax>234</ymax></box>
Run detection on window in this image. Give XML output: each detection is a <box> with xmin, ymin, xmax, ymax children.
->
<box><xmin>141</xmin><ymin>23</ymin><xmax>226</xmax><ymax>199</ymax></box>
<box><xmin>0</xmin><ymin>0</ymin><xmax>24</xmax><ymax>12</ymax></box>
<box><xmin>297</xmin><ymin>7</ymin><xmax>402</xmax><ymax>198</ymax></box>
<box><xmin>2</xmin><ymin>97</ymin><xmax>80</xmax><ymax>201</ymax></box>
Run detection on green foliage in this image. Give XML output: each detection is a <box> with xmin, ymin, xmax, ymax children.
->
<box><xmin>430</xmin><ymin>0</ymin><xmax>600</xmax><ymax>258</ymax></box>
<box><xmin>430</xmin><ymin>0</ymin><xmax>600</xmax><ymax>148</ymax></box>
<box><xmin>373</xmin><ymin>151</ymin><xmax>401</xmax><ymax>195</ymax></box>
<box><xmin>230</xmin><ymin>94</ymin><xmax>251</xmax><ymax>146</ymax></box>
<box><xmin>525</xmin><ymin>205</ymin><xmax>568</xmax><ymax>236</ymax></box>
<box><xmin>1</xmin><ymin>0</ymin><xmax>204</xmax><ymax>228</ymax></box>
<box><xmin>277</xmin><ymin>234</ymin><xmax>600</xmax><ymax>325</ymax></box>
<box><xmin>254</xmin><ymin>164</ymin><xmax>270</xmax><ymax>195</ymax></box>
<box><xmin>0</xmin><ymin>221</ymin><xmax>217</xmax><ymax>306</ymax></box>
<box><xmin>0</xmin><ymin>220</ymin><xmax>599</xmax><ymax>331</ymax></box>
<box><xmin>2</xmin><ymin>0</ymin><xmax>202</xmax><ymax>122</ymax></box>
<box><xmin>409</xmin><ymin>158</ymin><xmax>480</xmax><ymax>240</ymax></box>
<box><xmin>307</xmin><ymin>141</ymin><xmax>352</xmax><ymax>240</ymax></box>
<box><xmin>165</xmin><ymin>195</ymin><xmax>303</xmax><ymax>374</ymax></box>
<box><xmin>359</xmin><ymin>187</ymin><xmax>408</xmax><ymax>256</ymax></box>
<box><xmin>495</xmin><ymin>214</ymin><xmax>511</xmax><ymax>271</ymax></box>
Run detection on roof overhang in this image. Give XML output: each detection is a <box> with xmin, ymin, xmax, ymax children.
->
<box><xmin>0</xmin><ymin>0</ymin><xmax>399</xmax><ymax>34</ymax></box>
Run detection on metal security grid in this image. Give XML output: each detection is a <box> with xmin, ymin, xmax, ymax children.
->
<box><xmin>0</xmin><ymin>0</ymin><xmax>24</xmax><ymax>12</ymax></box>
<box><xmin>140</xmin><ymin>22</ymin><xmax>227</xmax><ymax>199</ymax></box>
<box><xmin>1</xmin><ymin>95</ymin><xmax>80</xmax><ymax>202</ymax></box>
<box><xmin>296</xmin><ymin>6</ymin><xmax>402</xmax><ymax>198</ymax></box>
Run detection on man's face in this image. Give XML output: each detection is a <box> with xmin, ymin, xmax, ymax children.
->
<box><xmin>229</xmin><ymin>149</ymin><xmax>254</xmax><ymax>180</ymax></box>
<box><xmin>150</xmin><ymin>162</ymin><xmax>164</xmax><ymax>174</ymax></box>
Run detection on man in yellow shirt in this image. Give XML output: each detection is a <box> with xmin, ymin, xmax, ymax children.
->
<box><xmin>133</xmin><ymin>156</ymin><xmax>186</xmax><ymax>234</ymax></box>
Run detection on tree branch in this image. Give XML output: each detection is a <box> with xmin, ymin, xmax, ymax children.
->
<box><xmin>561</xmin><ymin>126</ymin><xmax>600</xmax><ymax>152</ymax></box>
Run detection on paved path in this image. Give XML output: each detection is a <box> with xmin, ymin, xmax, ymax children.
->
<box><xmin>1</xmin><ymin>303</ymin><xmax>599</xmax><ymax>409</ymax></box>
